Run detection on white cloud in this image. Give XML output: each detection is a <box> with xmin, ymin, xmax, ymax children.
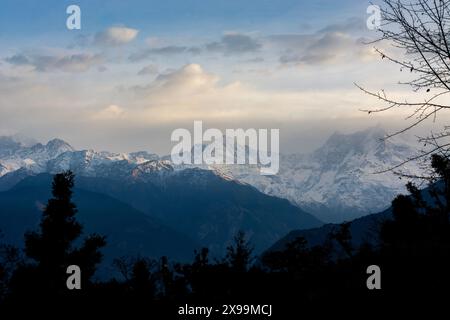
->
<box><xmin>129</xmin><ymin>46</ymin><xmax>201</xmax><ymax>62</ymax></box>
<box><xmin>277</xmin><ymin>32</ymin><xmax>377</xmax><ymax>66</ymax></box>
<box><xmin>133</xmin><ymin>64</ymin><xmax>219</xmax><ymax>96</ymax></box>
<box><xmin>0</xmin><ymin>16</ymin><xmax>422</xmax><ymax>154</ymax></box>
<box><xmin>0</xmin><ymin>58</ymin><xmax>432</xmax><ymax>154</ymax></box>
<box><xmin>95</xmin><ymin>26</ymin><xmax>139</xmax><ymax>46</ymax></box>
<box><xmin>124</xmin><ymin>63</ymin><xmax>387</xmax><ymax>124</ymax></box>
<box><xmin>5</xmin><ymin>53</ymin><xmax>103</xmax><ymax>73</ymax></box>
<box><xmin>206</xmin><ymin>33</ymin><xmax>261</xmax><ymax>55</ymax></box>
<box><xmin>91</xmin><ymin>105</ymin><xmax>125</xmax><ymax>120</ymax></box>
<box><xmin>128</xmin><ymin>32</ymin><xmax>259</xmax><ymax>62</ymax></box>
<box><xmin>137</xmin><ymin>64</ymin><xmax>159</xmax><ymax>75</ymax></box>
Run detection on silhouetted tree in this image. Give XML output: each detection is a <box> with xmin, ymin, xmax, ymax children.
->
<box><xmin>4</xmin><ymin>159</ymin><xmax>450</xmax><ymax>312</ymax></box>
<box><xmin>178</xmin><ymin>248</ymin><xmax>225</xmax><ymax>300</ymax></box>
<box><xmin>225</xmin><ymin>231</ymin><xmax>253</xmax><ymax>272</ymax></box>
<box><xmin>8</xmin><ymin>171</ymin><xmax>105</xmax><ymax>302</ymax></box>
<box><xmin>382</xmin><ymin>154</ymin><xmax>450</xmax><ymax>247</ymax></box>
<box><xmin>0</xmin><ymin>232</ymin><xmax>21</xmax><ymax>303</ymax></box>
<box><xmin>330</xmin><ymin>222</ymin><xmax>353</xmax><ymax>258</ymax></box>
<box><xmin>263</xmin><ymin>236</ymin><xmax>331</xmax><ymax>275</ymax></box>
<box><xmin>358</xmin><ymin>0</ymin><xmax>450</xmax><ymax>172</ymax></box>
<box><xmin>376</xmin><ymin>154</ymin><xmax>450</xmax><ymax>302</ymax></box>
<box><xmin>130</xmin><ymin>258</ymin><xmax>156</xmax><ymax>301</ymax></box>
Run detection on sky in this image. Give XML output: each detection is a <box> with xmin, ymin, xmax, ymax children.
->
<box><xmin>0</xmin><ymin>0</ymin><xmax>444</xmax><ymax>154</ymax></box>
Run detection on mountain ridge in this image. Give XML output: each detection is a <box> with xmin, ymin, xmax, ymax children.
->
<box><xmin>0</xmin><ymin>174</ymin><xmax>200</xmax><ymax>273</ymax></box>
<box><xmin>0</xmin><ymin>127</ymin><xmax>423</xmax><ymax>223</ymax></box>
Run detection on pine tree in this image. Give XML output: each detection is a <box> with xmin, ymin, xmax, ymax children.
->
<box><xmin>18</xmin><ymin>171</ymin><xmax>105</xmax><ymax>296</ymax></box>
<box><xmin>225</xmin><ymin>231</ymin><xmax>253</xmax><ymax>272</ymax></box>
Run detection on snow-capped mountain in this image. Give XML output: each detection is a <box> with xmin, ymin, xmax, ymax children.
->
<box><xmin>0</xmin><ymin>136</ymin><xmax>74</xmax><ymax>174</ymax></box>
<box><xmin>0</xmin><ymin>127</ymin><xmax>423</xmax><ymax>223</ymax></box>
<box><xmin>216</xmin><ymin>126</ymin><xmax>423</xmax><ymax>222</ymax></box>
<box><xmin>0</xmin><ymin>135</ymin><xmax>322</xmax><ymax>255</ymax></box>
<box><xmin>0</xmin><ymin>136</ymin><xmax>164</xmax><ymax>180</ymax></box>
<box><xmin>0</xmin><ymin>162</ymin><xmax>8</xmax><ymax>176</ymax></box>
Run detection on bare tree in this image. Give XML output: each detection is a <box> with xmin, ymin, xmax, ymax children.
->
<box><xmin>359</xmin><ymin>0</ymin><xmax>450</xmax><ymax>177</ymax></box>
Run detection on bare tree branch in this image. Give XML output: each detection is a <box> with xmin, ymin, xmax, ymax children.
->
<box><xmin>359</xmin><ymin>0</ymin><xmax>450</xmax><ymax>175</ymax></box>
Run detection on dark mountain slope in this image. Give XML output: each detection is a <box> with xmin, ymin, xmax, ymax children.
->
<box><xmin>70</xmin><ymin>169</ymin><xmax>323</xmax><ymax>253</ymax></box>
<box><xmin>0</xmin><ymin>166</ymin><xmax>322</xmax><ymax>255</ymax></box>
<box><xmin>268</xmin><ymin>208</ymin><xmax>391</xmax><ymax>253</ymax></box>
<box><xmin>0</xmin><ymin>175</ymin><xmax>199</xmax><ymax>265</ymax></box>
<box><xmin>267</xmin><ymin>181</ymin><xmax>444</xmax><ymax>253</ymax></box>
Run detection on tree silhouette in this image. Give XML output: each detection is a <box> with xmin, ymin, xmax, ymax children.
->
<box><xmin>0</xmin><ymin>232</ymin><xmax>21</xmax><ymax>302</ymax></box>
<box><xmin>8</xmin><ymin>171</ymin><xmax>105</xmax><ymax>302</ymax></box>
<box><xmin>358</xmin><ymin>0</ymin><xmax>450</xmax><ymax>173</ymax></box>
<box><xmin>2</xmin><ymin>163</ymin><xmax>450</xmax><ymax>312</ymax></box>
<box><xmin>225</xmin><ymin>231</ymin><xmax>253</xmax><ymax>272</ymax></box>
<box><xmin>375</xmin><ymin>154</ymin><xmax>450</xmax><ymax>302</ymax></box>
<box><xmin>329</xmin><ymin>221</ymin><xmax>353</xmax><ymax>258</ymax></box>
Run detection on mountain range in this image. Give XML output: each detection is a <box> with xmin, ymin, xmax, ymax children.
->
<box><xmin>0</xmin><ymin>135</ymin><xmax>321</xmax><ymax>263</ymax></box>
<box><xmin>0</xmin><ymin>127</ymin><xmax>422</xmax><ymax>223</ymax></box>
<box><xmin>197</xmin><ymin>126</ymin><xmax>422</xmax><ymax>222</ymax></box>
<box><xmin>0</xmin><ymin>127</ymin><xmax>423</xmax><ymax>265</ymax></box>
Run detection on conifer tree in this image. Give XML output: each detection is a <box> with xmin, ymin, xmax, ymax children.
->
<box><xmin>21</xmin><ymin>171</ymin><xmax>105</xmax><ymax>295</ymax></box>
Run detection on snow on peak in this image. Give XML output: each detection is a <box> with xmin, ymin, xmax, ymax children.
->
<box><xmin>10</xmin><ymin>134</ymin><xmax>39</xmax><ymax>147</ymax></box>
<box><xmin>131</xmin><ymin>160</ymin><xmax>174</xmax><ymax>179</ymax></box>
<box><xmin>46</xmin><ymin>138</ymin><xmax>74</xmax><ymax>151</ymax></box>
<box><xmin>0</xmin><ymin>137</ymin><xmax>161</xmax><ymax>178</ymax></box>
<box><xmin>0</xmin><ymin>162</ymin><xmax>8</xmax><ymax>176</ymax></box>
<box><xmin>220</xmin><ymin>127</ymin><xmax>423</xmax><ymax>223</ymax></box>
<box><xmin>208</xmin><ymin>166</ymin><xmax>237</xmax><ymax>182</ymax></box>
<box><xmin>0</xmin><ymin>129</ymin><xmax>426</xmax><ymax>224</ymax></box>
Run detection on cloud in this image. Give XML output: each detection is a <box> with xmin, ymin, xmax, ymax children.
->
<box><xmin>137</xmin><ymin>64</ymin><xmax>159</xmax><ymax>75</ymax></box>
<box><xmin>128</xmin><ymin>33</ymin><xmax>259</xmax><ymax>62</ymax></box>
<box><xmin>265</xmin><ymin>17</ymin><xmax>377</xmax><ymax>67</ymax></box>
<box><xmin>95</xmin><ymin>26</ymin><xmax>139</xmax><ymax>46</ymax></box>
<box><xmin>129</xmin><ymin>46</ymin><xmax>201</xmax><ymax>62</ymax></box>
<box><xmin>69</xmin><ymin>34</ymin><xmax>91</xmax><ymax>48</ymax></box>
<box><xmin>91</xmin><ymin>105</ymin><xmax>125</xmax><ymax>120</ymax></box>
<box><xmin>278</xmin><ymin>32</ymin><xmax>376</xmax><ymax>66</ymax></box>
<box><xmin>132</xmin><ymin>64</ymin><xmax>218</xmax><ymax>95</ymax></box>
<box><xmin>206</xmin><ymin>33</ymin><xmax>261</xmax><ymax>54</ymax></box>
<box><xmin>267</xmin><ymin>34</ymin><xmax>316</xmax><ymax>53</ymax></box>
<box><xmin>5</xmin><ymin>54</ymin><xmax>30</xmax><ymax>65</ymax></box>
<box><xmin>5</xmin><ymin>53</ymin><xmax>103</xmax><ymax>72</ymax></box>
<box><xmin>124</xmin><ymin>63</ymin><xmax>379</xmax><ymax>125</ymax></box>
<box><xmin>318</xmin><ymin>17</ymin><xmax>366</xmax><ymax>33</ymax></box>
<box><xmin>244</xmin><ymin>57</ymin><xmax>265</xmax><ymax>63</ymax></box>
<box><xmin>0</xmin><ymin>58</ymin><xmax>418</xmax><ymax>155</ymax></box>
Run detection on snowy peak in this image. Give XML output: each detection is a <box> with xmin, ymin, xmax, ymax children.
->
<box><xmin>224</xmin><ymin>127</ymin><xmax>422</xmax><ymax>222</ymax></box>
<box><xmin>0</xmin><ymin>134</ymin><xmax>39</xmax><ymax>151</ymax></box>
<box><xmin>128</xmin><ymin>151</ymin><xmax>159</xmax><ymax>163</ymax></box>
<box><xmin>312</xmin><ymin>126</ymin><xmax>417</xmax><ymax>171</ymax></box>
<box><xmin>24</xmin><ymin>138</ymin><xmax>75</xmax><ymax>163</ymax></box>
<box><xmin>131</xmin><ymin>160</ymin><xmax>174</xmax><ymax>179</ymax></box>
<box><xmin>0</xmin><ymin>162</ymin><xmax>8</xmax><ymax>176</ymax></box>
<box><xmin>326</xmin><ymin>126</ymin><xmax>386</xmax><ymax>144</ymax></box>
<box><xmin>47</xmin><ymin>149</ymin><xmax>107</xmax><ymax>174</ymax></box>
<box><xmin>314</xmin><ymin>127</ymin><xmax>387</xmax><ymax>164</ymax></box>
<box><xmin>45</xmin><ymin>138</ymin><xmax>74</xmax><ymax>155</ymax></box>
<box><xmin>0</xmin><ymin>135</ymin><xmax>163</xmax><ymax>179</ymax></box>
<box><xmin>9</xmin><ymin>134</ymin><xmax>39</xmax><ymax>147</ymax></box>
<box><xmin>0</xmin><ymin>136</ymin><xmax>76</xmax><ymax>175</ymax></box>
<box><xmin>0</xmin><ymin>136</ymin><xmax>22</xmax><ymax>157</ymax></box>
<box><xmin>0</xmin><ymin>129</ymin><xmax>424</xmax><ymax>224</ymax></box>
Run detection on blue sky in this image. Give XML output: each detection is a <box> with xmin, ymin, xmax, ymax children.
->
<box><xmin>0</xmin><ymin>0</ymin><xmax>366</xmax><ymax>36</ymax></box>
<box><xmin>0</xmin><ymin>0</ymin><xmax>427</xmax><ymax>154</ymax></box>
